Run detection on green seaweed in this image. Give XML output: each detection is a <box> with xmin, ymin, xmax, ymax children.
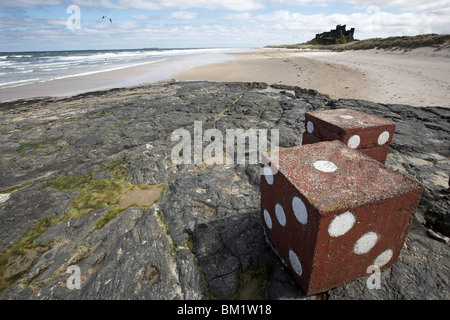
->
<box><xmin>114</xmin><ymin>116</ymin><xmax>133</xmax><ymax>128</ymax></box>
<box><xmin>94</xmin><ymin>182</ymin><xmax>168</xmax><ymax>230</ymax></box>
<box><xmin>16</xmin><ymin>139</ymin><xmax>70</xmax><ymax>157</ymax></box>
<box><xmin>0</xmin><ymin>218</ymin><xmax>54</xmax><ymax>293</ymax></box>
<box><xmin>0</xmin><ymin>157</ymin><xmax>168</xmax><ymax>293</ymax></box>
<box><xmin>231</xmin><ymin>267</ymin><xmax>272</xmax><ymax>300</ymax></box>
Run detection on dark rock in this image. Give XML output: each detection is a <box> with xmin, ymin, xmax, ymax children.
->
<box><xmin>193</xmin><ymin>212</ymin><xmax>276</xmax><ymax>299</ymax></box>
<box><xmin>0</xmin><ymin>81</ymin><xmax>448</xmax><ymax>300</ymax></box>
<box><xmin>0</xmin><ymin>187</ymin><xmax>79</xmax><ymax>252</ymax></box>
<box><xmin>266</xmin><ymin>260</ymin><xmax>307</xmax><ymax>300</ymax></box>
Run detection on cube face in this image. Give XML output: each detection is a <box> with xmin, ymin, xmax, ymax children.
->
<box><xmin>261</xmin><ymin>166</ymin><xmax>319</xmax><ymax>289</ymax></box>
<box><xmin>303</xmin><ymin>132</ymin><xmax>390</xmax><ymax>164</ymax></box>
<box><xmin>261</xmin><ymin>141</ymin><xmax>423</xmax><ymax>295</ymax></box>
<box><xmin>302</xmin><ymin>108</ymin><xmax>396</xmax><ymax>164</ymax></box>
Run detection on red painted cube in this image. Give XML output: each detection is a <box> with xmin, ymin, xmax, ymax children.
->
<box><xmin>302</xmin><ymin>108</ymin><xmax>396</xmax><ymax>164</ymax></box>
<box><xmin>261</xmin><ymin>141</ymin><xmax>423</xmax><ymax>295</ymax></box>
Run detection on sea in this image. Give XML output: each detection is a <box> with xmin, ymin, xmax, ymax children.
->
<box><xmin>0</xmin><ymin>48</ymin><xmax>243</xmax><ymax>90</ymax></box>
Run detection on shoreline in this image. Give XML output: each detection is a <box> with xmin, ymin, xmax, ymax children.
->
<box><xmin>174</xmin><ymin>47</ymin><xmax>450</xmax><ymax>108</ymax></box>
<box><xmin>1</xmin><ymin>47</ymin><xmax>449</xmax><ymax>108</ymax></box>
<box><xmin>0</xmin><ymin>50</ymin><xmax>240</xmax><ymax>103</ymax></box>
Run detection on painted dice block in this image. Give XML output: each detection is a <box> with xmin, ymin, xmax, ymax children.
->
<box><xmin>302</xmin><ymin>108</ymin><xmax>396</xmax><ymax>164</ymax></box>
<box><xmin>302</xmin><ymin>131</ymin><xmax>390</xmax><ymax>164</ymax></box>
<box><xmin>261</xmin><ymin>140</ymin><xmax>423</xmax><ymax>295</ymax></box>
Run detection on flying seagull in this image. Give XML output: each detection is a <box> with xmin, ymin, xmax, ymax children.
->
<box><xmin>102</xmin><ymin>16</ymin><xmax>112</xmax><ymax>23</ymax></box>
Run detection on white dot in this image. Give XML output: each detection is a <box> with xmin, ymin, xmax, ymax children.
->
<box><xmin>354</xmin><ymin>232</ymin><xmax>378</xmax><ymax>255</ymax></box>
<box><xmin>306</xmin><ymin>121</ymin><xmax>314</xmax><ymax>134</ymax></box>
<box><xmin>313</xmin><ymin>160</ymin><xmax>338</xmax><ymax>173</ymax></box>
<box><xmin>340</xmin><ymin>115</ymin><xmax>354</xmax><ymax>119</ymax></box>
<box><xmin>263</xmin><ymin>209</ymin><xmax>273</xmax><ymax>229</ymax></box>
<box><xmin>289</xmin><ymin>250</ymin><xmax>303</xmax><ymax>276</ymax></box>
<box><xmin>373</xmin><ymin>249</ymin><xmax>393</xmax><ymax>267</ymax></box>
<box><xmin>292</xmin><ymin>196</ymin><xmax>308</xmax><ymax>225</ymax></box>
<box><xmin>378</xmin><ymin>131</ymin><xmax>390</xmax><ymax>145</ymax></box>
<box><xmin>263</xmin><ymin>164</ymin><xmax>274</xmax><ymax>185</ymax></box>
<box><xmin>328</xmin><ymin>211</ymin><xmax>356</xmax><ymax>237</ymax></box>
<box><xmin>347</xmin><ymin>135</ymin><xmax>360</xmax><ymax>149</ymax></box>
<box><xmin>275</xmin><ymin>203</ymin><xmax>286</xmax><ymax>227</ymax></box>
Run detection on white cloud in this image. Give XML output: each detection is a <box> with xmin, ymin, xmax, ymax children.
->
<box><xmin>130</xmin><ymin>14</ymin><xmax>153</xmax><ymax>21</ymax></box>
<box><xmin>45</xmin><ymin>19</ymin><xmax>67</xmax><ymax>27</ymax></box>
<box><xmin>169</xmin><ymin>11</ymin><xmax>199</xmax><ymax>20</ymax></box>
<box><xmin>222</xmin><ymin>12</ymin><xmax>253</xmax><ymax>20</ymax></box>
<box><xmin>273</xmin><ymin>0</ymin><xmax>331</xmax><ymax>6</ymax></box>
<box><xmin>219</xmin><ymin>8</ymin><xmax>449</xmax><ymax>42</ymax></box>
<box><xmin>80</xmin><ymin>0</ymin><xmax>267</xmax><ymax>11</ymax></box>
<box><xmin>341</xmin><ymin>0</ymin><xmax>450</xmax><ymax>14</ymax></box>
<box><xmin>1</xmin><ymin>0</ymin><xmax>449</xmax><ymax>51</ymax></box>
<box><xmin>0</xmin><ymin>0</ymin><xmax>62</xmax><ymax>8</ymax></box>
<box><xmin>4</xmin><ymin>0</ymin><xmax>448</xmax><ymax>17</ymax></box>
<box><xmin>2</xmin><ymin>0</ymin><xmax>450</xmax><ymax>15</ymax></box>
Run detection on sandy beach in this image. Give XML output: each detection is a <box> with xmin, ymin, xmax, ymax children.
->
<box><xmin>2</xmin><ymin>47</ymin><xmax>449</xmax><ymax>108</ymax></box>
<box><xmin>175</xmin><ymin>47</ymin><xmax>450</xmax><ymax>107</ymax></box>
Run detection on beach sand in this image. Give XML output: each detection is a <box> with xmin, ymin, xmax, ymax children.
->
<box><xmin>2</xmin><ymin>47</ymin><xmax>449</xmax><ymax>108</ymax></box>
<box><xmin>174</xmin><ymin>48</ymin><xmax>450</xmax><ymax>107</ymax></box>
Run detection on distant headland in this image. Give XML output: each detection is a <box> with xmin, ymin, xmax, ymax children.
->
<box><xmin>266</xmin><ymin>33</ymin><xmax>450</xmax><ymax>52</ymax></box>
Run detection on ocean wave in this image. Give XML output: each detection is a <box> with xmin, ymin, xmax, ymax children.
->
<box><xmin>0</xmin><ymin>48</ymin><xmax>246</xmax><ymax>92</ymax></box>
<box><xmin>9</xmin><ymin>55</ymin><xmax>33</xmax><ymax>58</ymax></box>
<box><xmin>33</xmin><ymin>62</ymin><xmax>77</xmax><ymax>69</ymax></box>
<box><xmin>42</xmin><ymin>67</ymin><xmax>69</xmax><ymax>71</ymax></box>
<box><xmin>0</xmin><ymin>78</ymin><xmax>41</xmax><ymax>88</ymax></box>
<box><xmin>50</xmin><ymin>58</ymin><xmax>168</xmax><ymax>81</ymax></box>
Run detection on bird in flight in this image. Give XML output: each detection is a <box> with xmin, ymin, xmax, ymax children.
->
<box><xmin>102</xmin><ymin>16</ymin><xmax>112</xmax><ymax>23</ymax></box>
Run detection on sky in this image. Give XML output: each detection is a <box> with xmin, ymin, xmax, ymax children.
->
<box><xmin>1</xmin><ymin>0</ymin><xmax>449</xmax><ymax>51</ymax></box>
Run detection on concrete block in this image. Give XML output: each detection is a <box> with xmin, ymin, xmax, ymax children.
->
<box><xmin>261</xmin><ymin>140</ymin><xmax>423</xmax><ymax>295</ymax></box>
<box><xmin>303</xmin><ymin>108</ymin><xmax>395</xmax><ymax>164</ymax></box>
<box><xmin>303</xmin><ymin>132</ymin><xmax>390</xmax><ymax>164</ymax></box>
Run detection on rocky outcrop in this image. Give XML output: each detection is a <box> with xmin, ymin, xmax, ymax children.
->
<box><xmin>0</xmin><ymin>81</ymin><xmax>448</xmax><ymax>300</ymax></box>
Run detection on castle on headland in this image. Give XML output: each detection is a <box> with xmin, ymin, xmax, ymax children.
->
<box><xmin>313</xmin><ymin>24</ymin><xmax>355</xmax><ymax>45</ymax></box>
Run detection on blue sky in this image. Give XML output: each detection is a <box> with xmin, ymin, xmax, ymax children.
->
<box><xmin>1</xmin><ymin>0</ymin><xmax>449</xmax><ymax>51</ymax></box>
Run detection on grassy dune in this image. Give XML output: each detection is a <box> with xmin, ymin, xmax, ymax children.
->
<box><xmin>267</xmin><ymin>34</ymin><xmax>450</xmax><ymax>51</ymax></box>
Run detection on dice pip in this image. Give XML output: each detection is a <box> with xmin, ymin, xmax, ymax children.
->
<box><xmin>261</xmin><ymin>140</ymin><xmax>423</xmax><ymax>295</ymax></box>
<box><xmin>302</xmin><ymin>108</ymin><xmax>396</xmax><ymax>164</ymax></box>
